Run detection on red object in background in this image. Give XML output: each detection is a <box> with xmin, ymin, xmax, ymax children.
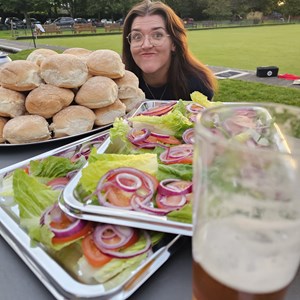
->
<box><xmin>278</xmin><ymin>74</ymin><xmax>300</xmax><ymax>80</ymax></box>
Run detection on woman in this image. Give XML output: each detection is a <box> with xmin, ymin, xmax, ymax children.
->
<box><xmin>122</xmin><ymin>0</ymin><xmax>217</xmax><ymax>101</ymax></box>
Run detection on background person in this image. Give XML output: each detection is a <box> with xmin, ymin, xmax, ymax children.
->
<box><xmin>122</xmin><ymin>0</ymin><xmax>217</xmax><ymax>101</ymax></box>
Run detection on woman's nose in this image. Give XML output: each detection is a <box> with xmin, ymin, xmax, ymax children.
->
<box><xmin>141</xmin><ymin>35</ymin><xmax>154</xmax><ymax>48</ymax></box>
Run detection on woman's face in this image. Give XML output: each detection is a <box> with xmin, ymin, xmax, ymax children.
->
<box><xmin>129</xmin><ymin>14</ymin><xmax>175</xmax><ymax>81</ymax></box>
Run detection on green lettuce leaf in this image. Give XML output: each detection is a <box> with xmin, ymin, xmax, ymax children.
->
<box><xmin>13</xmin><ymin>169</ymin><xmax>83</xmax><ymax>251</ymax></box>
<box><xmin>157</xmin><ymin>163</ymin><xmax>193</xmax><ymax>182</ymax></box>
<box><xmin>129</xmin><ymin>109</ymin><xmax>192</xmax><ymax>139</ymax></box>
<box><xmin>167</xmin><ymin>202</ymin><xmax>192</xmax><ymax>223</ymax></box>
<box><xmin>30</xmin><ymin>155</ymin><xmax>85</xmax><ymax>181</ymax></box>
<box><xmin>80</xmin><ymin>153</ymin><xmax>158</xmax><ymax>194</ymax></box>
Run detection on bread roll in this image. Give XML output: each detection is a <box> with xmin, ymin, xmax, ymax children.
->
<box><xmin>50</xmin><ymin>105</ymin><xmax>96</xmax><ymax>138</ymax></box>
<box><xmin>0</xmin><ymin>86</ymin><xmax>26</xmax><ymax>117</ymax></box>
<box><xmin>0</xmin><ymin>60</ymin><xmax>42</xmax><ymax>91</ymax></box>
<box><xmin>40</xmin><ymin>54</ymin><xmax>88</xmax><ymax>88</ymax></box>
<box><xmin>25</xmin><ymin>84</ymin><xmax>74</xmax><ymax>119</ymax></box>
<box><xmin>0</xmin><ymin>117</ymin><xmax>8</xmax><ymax>143</ymax></box>
<box><xmin>26</xmin><ymin>48</ymin><xmax>58</xmax><ymax>66</ymax></box>
<box><xmin>3</xmin><ymin>115</ymin><xmax>51</xmax><ymax>144</ymax></box>
<box><xmin>86</xmin><ymin>49</ymin><xmax>125</xmax><ymax>79</ymax></box>
<box><xmin>120</xmin><ymin>88</ymin><xmax>145</xmax><ymax>112</ymax></box>
<box><xmin>94</xmin><ymin>99</ymin><xmax>126</xmax><ymax>126</ymax></box>
<box><xmin>114</xmin><ymin>70</ymin><xmax>139</xmax><ymax>99</ymax></box>
<box><xmin>75</xmin><ymin>76</ymin><xmax>118</xmax><ymax>109</ymax></box>
<box><xmin>63</xmin><ymin>48</ymin><xmax>92</xmax><ymax>62</ymax></box>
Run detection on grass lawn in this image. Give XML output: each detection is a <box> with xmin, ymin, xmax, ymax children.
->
<box><xmin>4</xmin><ymin>24</ymin><xmax>300</xmax><ymax>105</ymax></box>
<box><xmin>187</xmin><ymin>24</ymin><xmax>300</xmax><ymax>74</ymax></box>
<box><xmin>3</xmin><ymin>23</ymin><xmax>299</xmax><ymax>74</ymax></box>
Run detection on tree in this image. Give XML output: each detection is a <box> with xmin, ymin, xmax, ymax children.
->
<box><xmin>278</xmin><ymin>0</ymin><xmax>300</xmax><ymax>22</ymax></box>
<box><xmin>0</xmin><ymin>0</ymin><xmax>51</xmax><ymax>26</ymax></box>
<box><xmin>203</xmin><ymin>0</ymin><xmax>232</xmax><ymax>20</ymax></box>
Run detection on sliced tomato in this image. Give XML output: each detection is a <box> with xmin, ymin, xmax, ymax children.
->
<box><xmin>106</xmin><ymin>186</ymin><xmax>132</xmax><ymax>207</ymax></box>
<box><xmin>50</xmin><ymin>212</ymin><xmax>73</xmax><ymax>229</ymax></box>
<box><xmin>163</xmin><ymin>156</ymin><xmax>193</xmax><ymax>165</ymax></box>
<box><xmin>146</xmin><ymin>135</ymin><xmax>181</xmax><ymax>145</ymax></box>
<box><xmin>52</xmin><ymin>222</ymin><xmax>93</xmax><ymax>245</ymax></box>
<box><xmin>82</xmin><ymin>234</ymin><xmax>113</xmax><ymax>267</ymax></box>
<box><xmin>103</xmin><ymin>169</ymin><xmax>158</xmax><ymax>207</ymax></box>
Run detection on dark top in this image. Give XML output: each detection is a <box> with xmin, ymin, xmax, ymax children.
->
<box><xmin>139</xmin><ymin>75</ymin><xmax>213</xmax><ymax>101</ymax></box>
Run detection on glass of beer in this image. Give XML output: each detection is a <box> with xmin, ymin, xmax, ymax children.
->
<box><xmin>192</xmin><ymin>102</ymin><xmax>300</xmax><ymax>300</ymax></box>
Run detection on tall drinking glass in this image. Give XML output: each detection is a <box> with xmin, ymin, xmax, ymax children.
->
<box><xmin>192</xmin><ymin>102</ymin><xmax>300</xmax><ymax>300</ymax></box>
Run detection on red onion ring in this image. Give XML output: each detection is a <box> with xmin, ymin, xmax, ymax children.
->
<box><xmin>156</xmin><ymin>194</ymin><xmax>187</xmax><ymax>210</ymax></box>
<box><xmin>115</xmin><ymin>172</ymin><xmax>142</xmax><ymax>192</ymax></box>
<box><xmin>158</xmin><ymin>179</ymin><xmax>192</xmax><ymax>196</ymax></box>
<box><xmin>93</xmin><ymin>224</ymin><xmax>133</xmax><ymax>250</ymax></box>
<box><xmin>160</xmin><ymin>144</ymin><xmax>193</xmax><ymax>164</ymax></box>
<box><xmin>41</xmin><ymin>203</ymin><xmax>87</xmax><ymax>238</ymax></box>
<box><xmin>186</xmin><ymin>103</ymin><xmax>205</xmax><ymax>113</ymax></box>
<box><xmin>93</xmin><ymin>224</ymin><xmax>152</xmax><ymax>258</ymax></box>
<box><xmin>131</xmin><ymin>195</ymin><xmax>174</xmax><ymax>215</ymax></box>
<box><xmin>127</xmin><ymin>128</ymin><xmax>151</xmax><ymax>143</ymax></box>
<box><xmin>139</xmin><ymin>102</ymin><xmax>176</xmax><ymax>116</ymax></box>
<box><xmin>182</xmin><ymin>128</ymin><xmax>194</xmax><ymax>144</ymax></box>
<box><xmin>96</xmin><ymin>167</ymin><xmax>157</xmax><ymax>210</ymax></box>
<box><xmin>150</xmin><ymin>132</ymin><xmax>171</xmax><ymax>139</ymax></box>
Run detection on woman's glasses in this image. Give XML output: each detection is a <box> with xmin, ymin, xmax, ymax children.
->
<box><xmin>127</xmin><ymin>30</ymin><xmax>170</xmax><ymax>48</ymax></box>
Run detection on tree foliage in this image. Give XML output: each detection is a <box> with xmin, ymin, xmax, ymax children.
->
<box><xmin>0</xmin><ymin>0</ymin><xmax>299</xmax><ymax>22</ymax></box>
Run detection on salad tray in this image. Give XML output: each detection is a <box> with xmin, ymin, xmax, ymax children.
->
<box><xmin>0</xmin><ymin>130</ymin><xmax>185</xmax><ymax>300</ymax></box>
<box><xmin>61</xmin><ymin>100</ymin><xmax>194</xmax><ymax>236</ymax></box>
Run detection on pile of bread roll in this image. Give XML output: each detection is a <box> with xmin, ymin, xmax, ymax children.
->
<box><xmin>0</xmin><ymin>48</ymin><xmax>145</xmax><ymax>144</ymax></box>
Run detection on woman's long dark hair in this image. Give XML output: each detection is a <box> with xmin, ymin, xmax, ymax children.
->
<box><xmin>122</xmin><ymin>0</ymin><xmax>217</xmax><ymax>100</ymax></box>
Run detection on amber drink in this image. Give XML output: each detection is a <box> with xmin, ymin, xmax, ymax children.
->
<box><xmin>192</xmin><ymin>103</ymin><xmax>300</xmax><ymax>300</ymax></box>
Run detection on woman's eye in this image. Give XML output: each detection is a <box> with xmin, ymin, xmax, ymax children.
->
<box><xmin>152</xmin><ymin>32</ymin><xmax>163</xmax><ymax>39</ymax></box>
<box><xmin>132</xmin><ymin>33</ymin><xmax>142</xmax><ymax>41</ymax></box>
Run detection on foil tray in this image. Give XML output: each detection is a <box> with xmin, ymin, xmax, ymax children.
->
<box><xmin>0</xmin><ymin>129</ymin><xmax>185</xmax><ymax>300</ymax></box>
<box><xmin>61</xmin><ymin>100</ymin><xmax>193</xmax><ymax>236</ymax></box>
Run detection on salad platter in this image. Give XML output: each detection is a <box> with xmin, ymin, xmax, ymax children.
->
<box><xmin>0</xmin><ymin>130</ymin><xmax>186</xmax><ymax>300</ymax></box>
<box><xmin>0</xmin><ymin>122</ymin><xmax>112</xmax><ymax>147</ymax></box>
<box><xmin>61</xmin><ymin>99</ymin><xmax>202</xmax><ymax>236</ymax></box>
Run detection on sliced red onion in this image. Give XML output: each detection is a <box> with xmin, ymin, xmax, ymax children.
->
<box><xmin>93</xmin><ymin>224</ymin><xmax>133</xmax><ymax>250</ymax></box>
<box><xmin>127</xmin><ymin>128</ymin><xmax>151</xmax><ymax>143</ymax></box>
<box><xmin>158</xmin><ymin>179</ymin><xmax>192</xmax><ymax>196</ymax></box>
<box><xmin>139</xmin><ymin>102</ymin><xmax>176</xmax><ymax>116</ymax></box>
<box><xmin>131</xmin><ymin>195</ymin><xmax>173</xmax><ymax>215</ymax></box>
<box><xmin>41</xmin><ymin>203</ymin><xmax>87</xmax><ymax>238</ymax></box>
<box><xmin>93</xmin><ymin>224</ymin><xmax>152</xmax><ymax>259</ymax></box>
<box><xmin>186</xmin><ymin>102</ymin><xmax>205</xmax><ymax>113</ymax></box>
<box><xmin>115</xmin><ymin>173</ymin><xmax>142</xmax><ymax>192</ymax></box>
<box><xmin>160</xmin><ymin>144</ymin><xmax>193</xmax><ymax>164</ymax></box>
<box><xmin>182</xmin><ymin>128</ymin><xmax>194</xmax><ymax>144</ymax></box>
<box><xmin>55</xmin><ymin>147</ymin><xmax>77</xmax><ymax>159</ymax></box>
<box><xmin>99</xmin><ymin>231</ymin><xmax>152</xmax><ymax>258</ymax></box>
<box><xmin>150</xmin><ymin>132</ymin><xmax>170</xmax><ymax>139</ymax></box>
<box><xmin>189</xmin><ymin>113</ymin><xmax>197</xmax><ymax>123</ymax></box>
<box><xmin>96</xmin><ymin>167</ymin><xmax>157</xmax><ymax>210</ymax></box>
<box><xmin>156</xmin><ymin>194</ymin><xmax>187</xmax><ymax>209</ymax></box>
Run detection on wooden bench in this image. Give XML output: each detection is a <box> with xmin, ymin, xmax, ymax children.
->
<box><xmin>36</xmin><ymin>24</ymin><xmax>62</xmax><ymax>35</ymax></box>
<box><xmin>104</xmin><ymin>23</ymin><xmax>122</xmax><ymax>32</ymax></box>
<box><xmin>73</xmin><ymin>23</ymin><xmax>96</xmax><ymax>34</ymax></box>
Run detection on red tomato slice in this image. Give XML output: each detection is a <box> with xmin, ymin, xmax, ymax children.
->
<box><xmin>52</xmin><ymin>222</ymin><xmax>93</xmax><ymax>245</ymax></box>
<box><xmin>163</xmin><ymin>156</ymin><xmax>193</xmax><ymax>165</ymax></box>
<box><xmin>146</xmin><ymin>135</ymin><xmax>181</xmax><ymax>145</ymax></box>
<box><xmin>106</xmin><ymin>186</ymin><xmax>132</xmax><ymax>207</ymax></box>
<box><xmin>82</xmin><ymin>234</ymin><xmax>113</xmax><ymax>267</ymax></box>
